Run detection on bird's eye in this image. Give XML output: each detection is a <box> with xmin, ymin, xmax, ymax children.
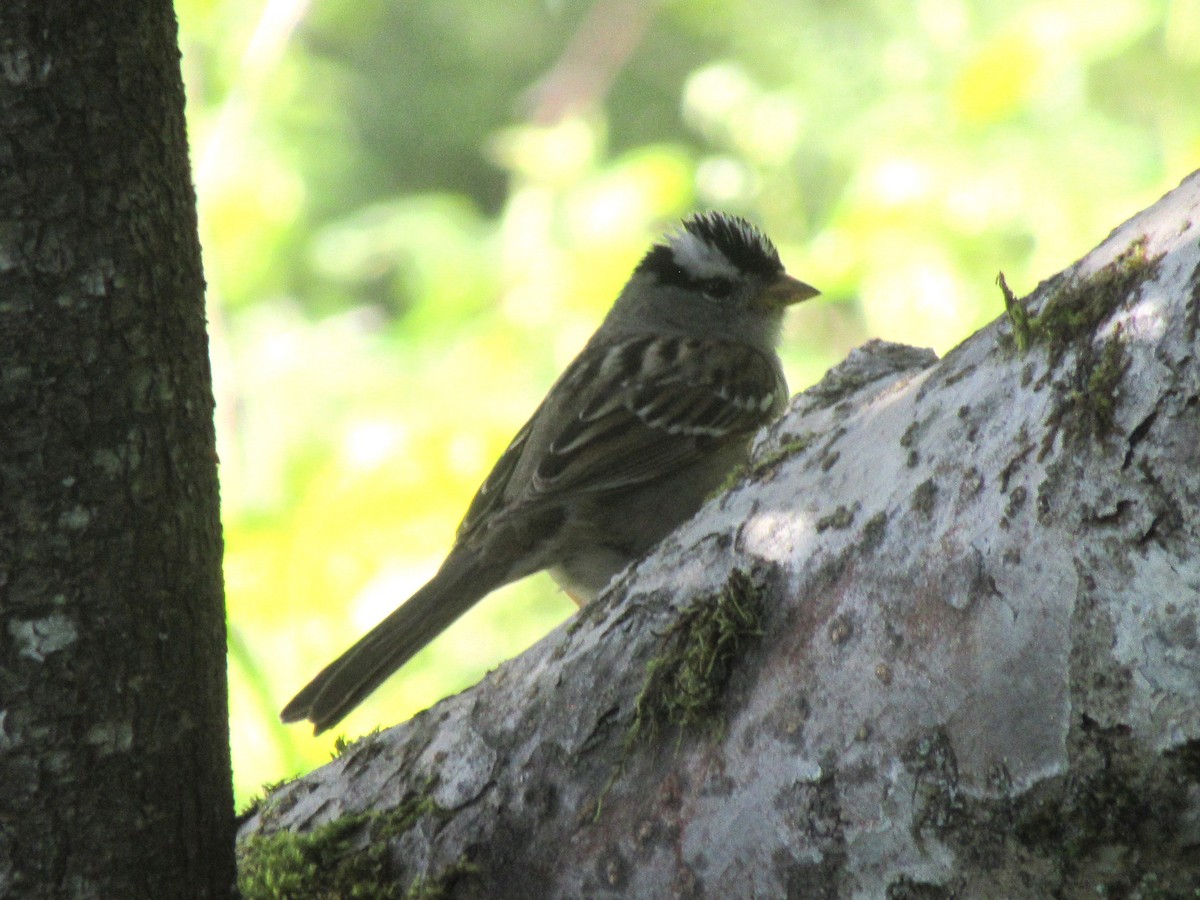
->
<box><xmin>701</xmin><ymin>277</ymin><xmax>734</xmax><ymax>299</ymax></box>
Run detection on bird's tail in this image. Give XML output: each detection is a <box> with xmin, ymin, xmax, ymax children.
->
<box><xmin>279</xmin><ymin>550</ymin><xmax>505</xmax><ymax>735</ymax></box>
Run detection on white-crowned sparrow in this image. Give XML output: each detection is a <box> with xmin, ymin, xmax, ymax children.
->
<box><xmin>282</xmin><ymin>212</ymin><xmax>818</xmax><ymax>734</ymax></box>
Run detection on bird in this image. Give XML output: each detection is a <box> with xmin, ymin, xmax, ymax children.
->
<box><xmin>281</xmin><ymin>211</ymin><xmax>819</xmax><ymax>734</ymax></box>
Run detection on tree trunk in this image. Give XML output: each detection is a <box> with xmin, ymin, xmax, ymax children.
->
<box><xmin>0</xmin><ymin>2</ymin><xmax>235</xmax><ymax>897</ymax></box>
<box><xmin>239</xmin><ymin>172</ymin><xmax>1200</xmax><ymax>898</ymax></box>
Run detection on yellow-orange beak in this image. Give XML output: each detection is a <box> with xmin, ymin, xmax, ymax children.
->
<box><xmin>760</xmin><ymin>272</ymin><xmax>821</xmax><ymax>309</ymax></box>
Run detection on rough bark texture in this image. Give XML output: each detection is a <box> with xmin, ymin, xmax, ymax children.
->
<box><xmin>0</xmin><ymin>2</ymin><xmax>235</xmax><ymax>897</ymax></box>
<box><xmin>241</xmin><ymin>172</ymin><xmax>1200</xmax><ymax>898</ymax></box>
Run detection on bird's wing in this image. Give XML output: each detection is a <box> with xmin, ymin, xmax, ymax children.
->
<box><xmin>456</xmin><ymin>417</ymin><xmax>536</xmax><ymax>541</ymax></box>
<box><xmin>456</xmin><ymin>334</ymin><xmax>786</xmax><ymax>539</ymax></box>
<box><xmin>534</xmin><ymin>334</ymin><xmax>785</xmax><ymax>494</ymax></box>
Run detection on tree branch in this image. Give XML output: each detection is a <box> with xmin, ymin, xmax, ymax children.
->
<box><xmin>239</xmin><ymin>171</ymin><xmax>1200</xmax><ymax>898</ymax></box>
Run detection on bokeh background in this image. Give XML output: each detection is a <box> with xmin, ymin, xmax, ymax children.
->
<box><xmin>175</xmin><ymin>0</ymin><xmax>1200</xmax><ymax>805</ymax></box>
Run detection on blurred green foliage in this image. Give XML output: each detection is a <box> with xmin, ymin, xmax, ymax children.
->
<box><xmin>176</xmin><ymin>0</ymin><xmax>1199</xmax><ymax>804</ymax></box>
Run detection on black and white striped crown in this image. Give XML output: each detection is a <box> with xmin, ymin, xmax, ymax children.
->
<box><xmin>637</xmin><ymin>211</ymin><xmax>783</xmax><ymax>286</ymax></box>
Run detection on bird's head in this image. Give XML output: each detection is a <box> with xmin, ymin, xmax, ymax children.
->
<box><xmin>610</xmin><ymin>211</ymin><xmax>819</xmax><ymax>348</ymax></box>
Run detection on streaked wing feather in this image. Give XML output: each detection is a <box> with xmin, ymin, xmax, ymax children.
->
<box><xmin>456</xmin><ymin>419</ymin><xmax>534</xmax><ymax>540</ymax></box>
<box><xmin>541</xmin><ymin>430</ymin><xmax>708</xmax><ymax>494</ymax></box>
<box><xmin>534</xmin><ymin>339</ymin><xmax>784</xmax><ymax>494</ymax></box>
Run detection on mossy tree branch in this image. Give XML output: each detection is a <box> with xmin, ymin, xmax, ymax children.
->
<box><xmin>240</xmin><ymin>171</ymin><xmax>1200</xmax><ymax>898</ymax></box>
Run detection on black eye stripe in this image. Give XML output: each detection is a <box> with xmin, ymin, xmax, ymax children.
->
<box><xmin>701</xmin><ymin>277</ymin><xmax>733</xmax><ymax>298</ymax></box>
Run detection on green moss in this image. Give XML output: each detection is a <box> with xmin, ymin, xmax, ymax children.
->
<box><xmin>237</xmin><ymin>779</ymin><xmax>290</xmax><ymax>822</ymax></box>
<box><xmin>1080</xmin><ymin>327</ymin><xmax>1129</xmax><ymax>438</ymax></box>
<box><xmin>747</xmin><ymin>433</ymin><xmax>818</xmax><ymax>481</ymax></box>
<box><xmin>237</xmin><ymin>790</ymin><xmax>443</xmax><ymax>899</ymax></box>
<box><xmin>625</xmin><ymin>569</ymin><xmax>765</xmax><ymax>747</ymax></box>
<box><xmin>910</xmin><ymin>479</ymin><xmax>938</xmax><ymax>518</ymax></box>
<box><xmin>1037</xmin><ymin>318</ymin><xmax>1131</xmax><ymax>461</ymax></box>
<box><xmin>1002</xmin><ymin>239</ymin><xmax>1153</xmax><ymax>458</ymax></box>
<box><xmin>704</xmin><ymin>433</ymin><xmax>814</xmax><ymax>500</ymax></box>
<box><xmin>816</xmin><ymin>503</ymin><xmax>858</xmax><ymax>532</ymax></box>
<box><xmin>403</xmin><ymin>857</ymin><xmax>480</xmax><ymax>900</ymax></box>
<box><xmin>1033</xmin><ymin>238</ymin><xmax>1153</xmax><ymax>351</ymax></box>
<box><xmin>997</xmin><ymin>271</ymin><xmax>1032</xmax><ymax>351</ymax></box>
<box><xmin>332</xmin><ymin>726</ymin><xmax>384</xmax><ymax>759</ymax></box>
<box><xmin>238</xmin><ymin>812</ymin><xmax>387</xmax><ymax>899</ymax></box>
<box><xmin>860</xmin><ymin>511</ymin><xmax>889</xmax><ymax>552</ymax></box>
<box><xmin>999</xmin><ymin>238</ymin><xmax>1158</xmax><ymax>359</ymax></box>
<box><xmin>594</xmin><ymin>572</ymin><xmax>765</xmax><ymax>815</ymax></box>
<box><xmin>375</xmin><ymin>792</ymin><xmax>441</xmax><ymax>841</ymax></box>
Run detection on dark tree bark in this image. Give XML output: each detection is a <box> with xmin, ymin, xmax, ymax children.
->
<box><xmin>0</xmin><ymin>2</ymin><xmax>235</xmax><ymax>897</ymax></box>
<box><xmin>240</xmin><ymin>174</ymin><xmax>1200</xmax><ymax>898</ymax></box>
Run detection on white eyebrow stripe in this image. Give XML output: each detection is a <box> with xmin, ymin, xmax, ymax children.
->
<box><xmin>669</xmin><ymin>230</ymin><xmax>740</xmax><ymax>279</ymax></box>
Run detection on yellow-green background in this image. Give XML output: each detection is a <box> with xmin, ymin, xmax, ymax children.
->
<box><xmin>176</xmin><ymin>0</ymin><xmax>1200</xmax><ymax>806</ymax></box>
